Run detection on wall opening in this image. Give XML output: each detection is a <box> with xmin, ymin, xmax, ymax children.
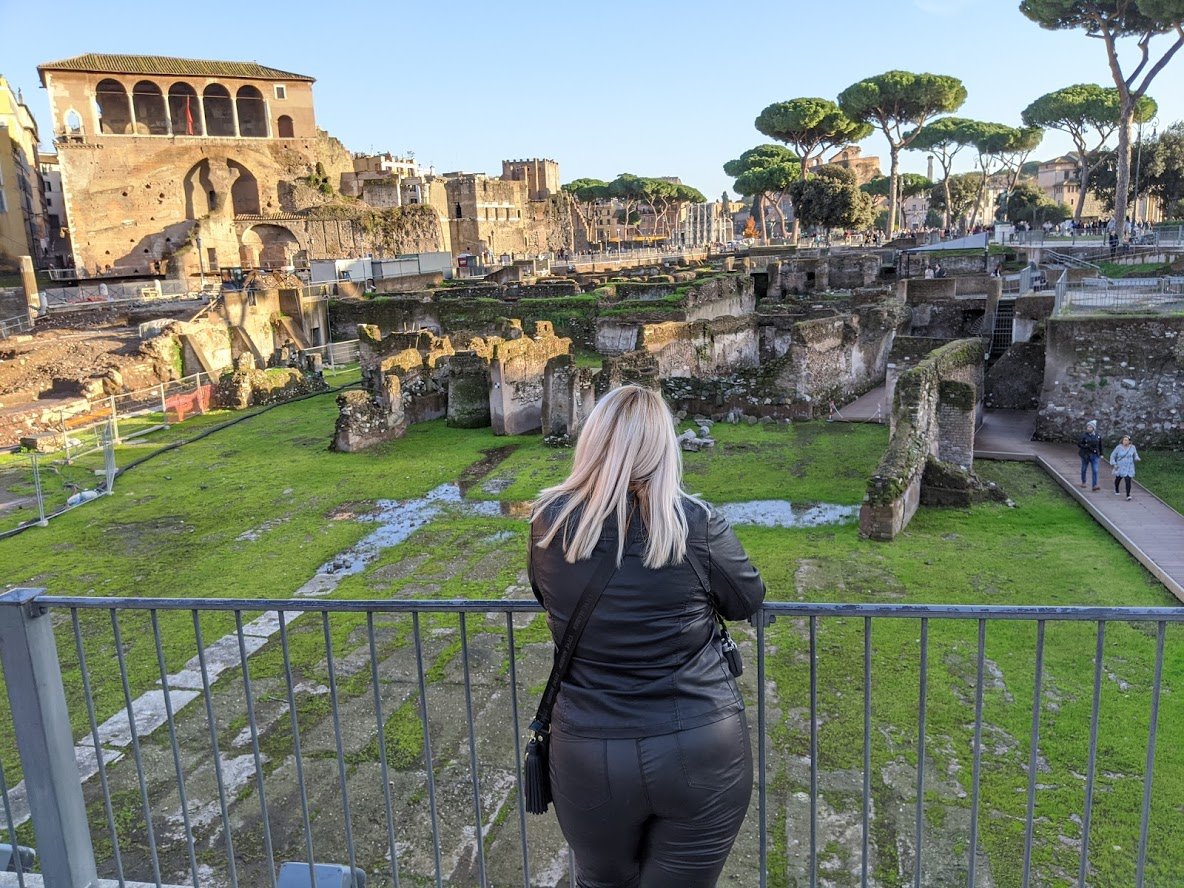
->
<box><xmin>132</xmin><ymin>81</ymin><xmax>169</xmax><ymax>135</ymax></box>
<box><xmin>64</xmin><ymin>109</ymin><xmax>83</xmax><ymax>135</ymax></box>
<box><xmin>168</xmin><ymin>82</ymin><xmax>203</xmax><ymax>136</ymax></box>
<box><xmin>203</xmin><ymin>84</ymin><xmax>235</xmax><ymax>136</ymax></box>
<box><xmin>236</xmin><ymin>86</ymin><xmax>267</xmax><ymax>138</ymax></box>
<box><xmin>229</xmin><ymin>161</ymin><xmax>261</xmax><ymax>216</ymax></box>
<box><xmin>276</xmin><ymin>114</ymin><xmax>294</xmax><ymax>138</ymax></box>
<box><xmin>96</xmin><ymin>79</ymin><xmax>132</xmax><ymax>134</ymax></box>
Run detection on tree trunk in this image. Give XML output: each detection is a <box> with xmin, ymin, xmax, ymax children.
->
<box><xmin>1074</xmin><ymin>156</ymin><xmax>1090</xmax><ymax>224</ymax></box>
<box><xmin>767</xmin><ymin>195</ymin><xmax>788</xmax><ymax>240</ymax></box>
<box><xmin>886</xmin><ymin>147</ymin><xmax>900</xmax><ymax>238</ymax></box>
<box><xmin>755</xmin><ymin>194</ymin><xmax>768</xmax><ymax>244</ymax></box>
<box><xmin>1113</xmin><ymin>98</ymin><xmax>1134</xmax><ymax>236</ymax></box>
<box><xmin>942</xmin><ymin>176</ymin><xmax>952</xmax><ymax>229</ymax></box>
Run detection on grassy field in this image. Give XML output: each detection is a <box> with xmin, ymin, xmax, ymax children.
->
<box><xmin>0</xmin><ymin>397</ymin><xmax>1180</xmax><ymax>885</ymax></box>
<box><xmin>1138</xmin><ymin>449</ymin><xmax>1184</xmax><ymax>514</ymax></box>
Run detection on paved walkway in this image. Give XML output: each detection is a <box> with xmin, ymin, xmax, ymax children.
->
<box><xmin>976</xmin><ymin>409</ymin><xmax>1184</xmax><ymax>603</ymax></box>
<box><xmin>828</xmin><ymin>385</ymin><xmax>887</xmax><ymax>424</ymax></box>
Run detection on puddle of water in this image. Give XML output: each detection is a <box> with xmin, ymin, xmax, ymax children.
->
<box><xmin>295</xmin><ymin>486</ymin><xmax>855</xmax><ymax>599</ymax></box>
<box><xmin>715</xmin><ymin>499</ymin><xmax>858</xmax><ymax>528</ymax></box>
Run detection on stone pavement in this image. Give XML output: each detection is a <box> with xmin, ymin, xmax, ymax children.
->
<box><xmin>827</xmin><ymin>385</ymin><xmax>887</xmax><ymax>423</ymax></box>
<box><xmin>976</xmin><ymin>409</ymin><xmax>1184</xmax><ymax>603</ymax></box>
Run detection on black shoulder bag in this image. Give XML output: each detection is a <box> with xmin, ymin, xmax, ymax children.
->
<box><xmin>524</xmin><ymin>548</ymin><xmax>619</xmax><ymax>815</ymax></box>
<box><xmin>685</xmin><ymin>544</ymin><xmax>743</xmax><ymax>677</ymax></box>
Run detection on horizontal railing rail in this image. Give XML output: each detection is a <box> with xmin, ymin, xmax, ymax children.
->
<box><xmin>0</xmin><ymin>593</ymin><xmax>1179</xmax><ymax>888</ymax></box>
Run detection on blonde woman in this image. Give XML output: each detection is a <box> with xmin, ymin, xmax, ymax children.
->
<box><xmin>1109</xmin><ymin>434</ymin><xmax>1141</xmax><ymax>501</ymax></box>
<box><xmin>529</xmin><ymin>385</ymin><xmax>765</xmax><ymax>887</ymax></box>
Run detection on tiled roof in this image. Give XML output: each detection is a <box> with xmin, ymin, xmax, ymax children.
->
<box><xmin>38</xmin><ymin>54</ymin><xmax>314</xmax><ymax>83</ymax></box>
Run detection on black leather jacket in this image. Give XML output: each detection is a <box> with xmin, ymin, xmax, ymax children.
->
<box><xmin>528</xmin><ymin>495</ymin><xmax>766</xmax><ymax>738</ymax></box>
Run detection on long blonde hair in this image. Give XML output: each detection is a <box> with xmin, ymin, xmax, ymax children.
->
<box><xmin>531</xmin><ymin>385</ymin><xmax>690</xmax><ymax>569</ymax></box>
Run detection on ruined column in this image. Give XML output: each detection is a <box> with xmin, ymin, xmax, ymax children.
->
<box><xmin>447</xmin><ymin>352</ymin><xmax>492</xmax><ymax>428</ymax></box>
<box><xmin>20</xmin><ymin>256</ymin><xmax>39</xmax><ymax>324</ymax></box>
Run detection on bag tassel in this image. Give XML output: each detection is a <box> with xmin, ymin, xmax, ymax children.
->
<box><xmin>524</xmin><ymin>726</ymin><xmax>552</xmax><ymax>815</ymax></box>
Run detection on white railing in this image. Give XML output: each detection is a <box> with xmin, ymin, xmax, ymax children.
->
<box><xmin>0</xmin><ymin>315</ymin><xmax>32</xmax><ymax>338</ymax></box>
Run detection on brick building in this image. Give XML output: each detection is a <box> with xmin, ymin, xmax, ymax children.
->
<box><xmin>37</xmin><ymin>53</ymin><xmax>359</xmax><ymax>280</ymax></box>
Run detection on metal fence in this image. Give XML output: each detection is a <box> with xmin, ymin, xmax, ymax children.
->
<box><xmin>0</xmin><ymin>315</ymin><xmax>32</xmax><ymax>339</ymax></box>
<box><xmin>0</xmin><ymin>594</ymin><xmax>1179</xmax><ymax>888</ymax></box>
<box><xmin>1055</xmin><ymin>275</ymin><xmax>1184</xmax><ymax>316</ymax></box>
<box><xmin>41</xmin><ymin>280</ymin><xmax>200</xmax><ymax>309</ymax></box>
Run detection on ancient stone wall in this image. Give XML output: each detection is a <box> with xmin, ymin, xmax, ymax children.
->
<box><xmin>640</xmin><ymin>317</ymin><xmax>760</xmax><ymax>378</ymax></box>
<box><xmin>446</xmin><ymin>352</ymin><xmax>493</xmax><ymax>428</ymax></box>
<box><xmin>860</xmin><ymin>338</ymin><xmax>985</xmax><ymax>542</ymax></box>
<box><xmin>541</xmin><ymin>354</ymin><xmax>598</xmax><ymax>441</ymax></box>
<box><xmin>489</xmin><ymin>321</ymin><xmax>572</xmax><ymax>435</ymax></box>
<box><xmin>1035</xmin><ymin>316</ymin><xmax>1184</xmax><ymax>446</ymax></box>
<box><xmin>901</xmin><ymin>278</ymin><xmax>998</xmax><ymax>341</ymax></box>
<box><xmin>1013</xmin><ymin>293</ymin><xmax>1054</xmax><ymax>343</ymax></box>
<box><xmin>984</xmin><ymin>341</ymin><xmax>1045</xmax><ymax>409</ymax></box>
<box><xmin>215</xmin><ymin>366</ymin><xmax>326</xmax><ymax>410</ymax></box>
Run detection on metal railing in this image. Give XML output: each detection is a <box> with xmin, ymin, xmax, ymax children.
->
<box><xmin>0</xmin><ymin>315</ymin><xmax>32</xmax><ymax>339</ymax></box>
<box><xmin>298</xmin><ymin>339</ymin><xmax>361</xmax><ymax>372</ymax></box>
<box><xmin>1055</xmin><ymin>275</ymin><xmax>1184</xmax><ymax>316</ymax></box>
<box><xmin>42</xmin><ymin>279</ymin><xmax>202</xmax><ymax>309</ymax></box>
<box><xmin>0</xmin><ymin>593</ymin><xmax>1179</xmax><ymax>888</ymax></box>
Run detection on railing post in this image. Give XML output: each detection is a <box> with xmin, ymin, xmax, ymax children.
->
<box><xmin>0</xmin><ymin>588</ymin><xmax>99</xmax><ymax>887</ymax></box>
<box><xmin>159</xmin><ymin>382</ymin><xmax>169</xmax><ymax>428</ymax></box>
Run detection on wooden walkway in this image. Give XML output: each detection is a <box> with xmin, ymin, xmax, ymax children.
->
<box><xmin>976</xmin><ymin>409</ymin><xmax>1184</xmax><ymax>603</ymax></box>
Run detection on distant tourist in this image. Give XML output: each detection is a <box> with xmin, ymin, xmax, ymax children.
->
<box><xmin>934</xmin><ymin>263</ymin><xmax>947</xmax><ymax>278</ymax></box>
<box><xmin>1109</xmin><ymin>435</ymin><xmax>1141</xmax><ymax>501</ymax></box>
<box><xmin>923</xmin><ymin>266</ymin><xmax>935</xmax><ymax>280</ymax></box>
<box><xmin>1078</xmin><ymin>420</ymin><xmax>1103</xmax><ymax>491</ymax></box>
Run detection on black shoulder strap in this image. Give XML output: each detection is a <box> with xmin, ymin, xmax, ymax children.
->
<box><xmin>531</xmin><ymin>547</ymin><xmax>619</xmax><ymax>733</ymax></box>
<box><xmin>685</xmin><ymin>523</ymin><xmax>729</xmax><ymax>632</ymax></box>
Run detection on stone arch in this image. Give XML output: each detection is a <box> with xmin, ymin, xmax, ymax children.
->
<box><xmin>276</xmin><ymin>114</ymin><xmax>294</xmax><ymax>138</ymax></box>
<box><xmin>241</xmin><ymin>224</ymin><xmax>300</xmax><ymax>267</ymax></box>
<box><xmin>184</xmin><ymin>159</ymin><xmax>216</xmax><ymax>218</ymax></box>
<box><xmin>64</xmin><ymin>108</ymin><xmax>83</xmax><ymax>135</ymax></box>
<box><xmin>229</xmin><ymin>161</ymin><xmax>260</xmax><ymax>215</ymax></box>
<box><xmin>168</xmin><ymin>82</ymin><xmax>203</xmax><ymax>136</ymax></box>
<box><xmin>203</xmin><ymin>84</ymin><xmax>235</xmax><ymax>136</ymax></box>
<box><xmin>132</xmin><ymin>81</ymin><xmax>168</xmax><ymax>135</ymax></box>
<box><xmin>236</xmin><ymin>86</ymin><xmax>267</xmax><ymax>137</ymax></box>
<box><xmin>96</xmin><ymin>79</ymin><xmax>132</xmax><ymax>134</ymax></box>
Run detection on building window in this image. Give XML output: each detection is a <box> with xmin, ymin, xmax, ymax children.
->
<box><xmin>203</xmin><ymin>84</ymin><xmax>235</xmax><ymax>136</ymax></box>
<box><xmin>236</xmin><ymin>86</ymin><xmax>268</xmax><ymax>138</ymax></box>
<box><xmin>277</xmin><ymin>114</ymin><xmax>294</xmax><ymax>138</ymax></box>
<box><xmin>274</xmin><ymin>85</ymin><xmax>287</xmax><ymax>100</ymax></box>
<box><xmin>96</xmin><ymin>79</ymin><xmax>133</xmax><ymax>134</ymax></box>
<box><xmin>132</xmin><ymin>81</ymin><xmax>170</xmax><ymax>135</ymax></box>
<box><xmin>0</xmin><ymin>191</ymin><xmax>6</xmax><ymax>212</ymax></box>
<box><xmin>168</xmin><ymin>83</ymin><xmax>203</xmax><ymax>136</ymax></box>
<box><xmin>44</xmin><ymin>180</ymin><xmax>51</xmax><ymax>192</ymax></box>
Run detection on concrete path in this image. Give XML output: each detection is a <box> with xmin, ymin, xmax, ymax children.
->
<box><xmin>975</xmin><ymin>409</ymin><xmax>1184</xmax><ymax>603</ymax></box>
<box><xmin>828</xmin><ymin>385</ymin><xmax>887</xmax><ymax>424</ymax></box>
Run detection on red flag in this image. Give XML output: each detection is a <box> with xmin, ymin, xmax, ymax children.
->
<box><xmin>185</xmin><ymin>96</ymin><xmax>194</xmax><ymax>136</ymax></box>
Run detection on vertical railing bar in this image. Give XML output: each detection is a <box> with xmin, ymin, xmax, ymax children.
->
<box><xmin>321</xmin><ymin>610</ymin><xmax>359</xmax><ymax>878</ymax></box>
<box><xmin>72</xmin><ymin>608</ymin><xmax>126</xmax><ymax>887</ymax></box>
<box><xmin>413</xmin><ymin>612</ymin><xmax>444</xmax><ymax>887</ymax></box>
<box><xmin>1021</xmin><ymin>620</ymin><xmax>1045</xmax><ymax>888</ymax></box>
<box><xmin>459</xmin><ymin>614</ymin><xmax>488</xmax><ymax>886</ymax></box>
<box><xmin>367</xmin><ymin>612</ymin><xmax>401</xmax><ymax>888</ymax></box>
<box><xmin>111</xmin><ymin>608</ymin><xmax>164</xmax><ymax>887</ymax></box>
<box><xmin>913</xmin><ymin>617</ymin><xmax>928</xmax><ymax>888</ymax></box>
<box><xmin>278</xmin><ymin>611</ymin><xmax>319</xmax><ymax>888</ymax></box>
<box><xmin>568</xmin><ymin>846</ymin><xmax>576</xmax><ymax>884</ymax></box>
<box><xmin>235</xmin><ymin>610</ymin><xmax>277</xmax><ymax>888</ymax></box>
<box><xmin>809</xmin><ymin>614</ymin><xmax>818</xmax><ymax>888</ymax></box>
<box><xmin>0</xmin><ymin>756</ymin><xmax>26</xmax><ymax>888</ymax></box>
<box><xmin>151</xmin><ymin>610</ymin><xmax>200</xmax><ymax>888</ymax></box>
<box><xmin>967</xmin><ymin>619</ymin><xmax>986</xmax><ymax>888</ymax></box>
<box><xmin>861</xmin><ymin>616</ymin><xmax>871</xmax><ymax>888</ymax></box>
<box><xmin>757</xmin><ymin>608</ymin><xmax>768</xmax><ymax>888</ymax></box>
<box><xmin>1078</xmin><ymin>621</ymin><xmax>1106</xmax><ymax>888</ymax></box>
<box><xmin>193</xmin><ymin>609</ymin><xmax>239</xmax><ymax>887</ymax></box>
<box><xmin>504</xmin><ymin>614</ymin><xmax>530</xmax><ymax>888</ymax></box>
<box><xmin>1135</xmin><ymin>621</ymin><xmax>1166</xmax><ymax>888</ymax></box>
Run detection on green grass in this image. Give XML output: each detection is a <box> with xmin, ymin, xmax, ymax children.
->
<box><xmin>1094</xmin><ymin>261</ymin><xmax>1175</xmax><ymax>278</ymax></box>
<box><xmin>474</xmin><ymin>420</ymin><xmax>887</xmax><ymax>505</ymax></box>
<box><xmin>1137</xmin><ymin>449</ymin><xmax>1184</xmax><ymax>514</ymax></box>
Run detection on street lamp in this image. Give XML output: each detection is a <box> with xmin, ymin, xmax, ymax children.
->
<box><xmin>1133</xmin><ymin>115</ymin><xmax>1159</xmax><ymax>227</ymax></box>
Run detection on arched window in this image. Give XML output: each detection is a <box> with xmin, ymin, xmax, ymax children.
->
<box><xmin>64</xmin><ymin>109</ymin><xmax>83</xmax><ymax>135</ymax></box>
<box><xmin>276</xmin><ymin>114</ymin><xmax>294</xmax><ymax>138</ymax></box>
<box><xmin>132</xmin><ymin>81</ymin><xmax>169</xmax><ymax>135</ymax></box>
<box><xmin>203</xmin><ymin>84</ymin><xmax>235</xmax><ymax>136</ymax></box>
<box><xmin>168</xmin><ymin>83</ymin><xmax>203</xmax><ymax>136</ymax></box>
<box><xmin>236</xmin><ymin>86</ymin><xmax>267</xmax><ymax>138</ymax></box>
<box><xmin>95</xmin><ymin>79</ymin><xmax>132</xmax><ymax>134</ymax></box>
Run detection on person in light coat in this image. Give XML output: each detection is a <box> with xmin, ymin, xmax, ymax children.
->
<box><xmin>1109</xmin><ymin>435</ymin><xmax>1141</xmax><ymax>501</ymax></box>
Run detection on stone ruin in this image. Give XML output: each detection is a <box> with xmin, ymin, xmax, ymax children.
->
<box><xmin>859</xmin><ymin>338</ymin><xmax>1005</xmax><ymax>541</ymax></box>
<box><xmin>332</xmin><ymin>319</ymin><xmax>571</xmax><ymax>451</ymax></box>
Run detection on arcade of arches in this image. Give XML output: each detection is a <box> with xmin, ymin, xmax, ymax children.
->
<box><xmin>95</xmin><ymin>78</ymin><xmax>277</xmax><ymax>138</ymax></box>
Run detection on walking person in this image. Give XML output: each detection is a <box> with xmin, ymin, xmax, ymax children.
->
<box><xmin>1078</xmin><ymin>420</ymin><xmax>1103</xmax><ymax>491</ymax></box>
<box><xmin>1110</xmin><ymin>435</ymin><xmax>1141</xmax><ymax>501</ymax></box>
<box><xmin>529</xmin><ymin>385</ymin><xmax>766</xmax><ymax>887</ymax></box>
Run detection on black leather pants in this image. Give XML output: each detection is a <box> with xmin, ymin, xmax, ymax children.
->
<box><xmin>549</xmin><ymin>711</ymin><xmax>753</xmax><ymax>888</ymax></box>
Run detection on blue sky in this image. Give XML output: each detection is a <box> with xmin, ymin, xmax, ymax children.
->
<box><xmin>4</xmin><ymin>0</ymin><xmax>1182</xmax><ymax>200</ymax></box>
